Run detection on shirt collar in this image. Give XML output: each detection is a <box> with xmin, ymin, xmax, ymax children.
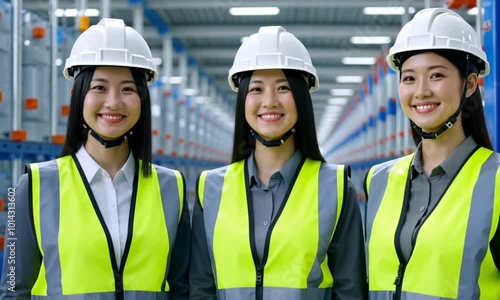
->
<box><xmin>441</xmin><ymin>135</ymin><xmax>477</xmax><ymax>176</ymax></box>
<box><xmin>247</xmin><ymin>149</ymin><xmax>303</xmax><ymax>185</ymax></box>
<box><xmin>75</xmin><ymin>145</ymin><xmax>135</xmax><ymax>186</ymax></box>
<box><xmin>411</xmin><ymin>135</ymin><xmax>477</xmax><ymax>178</ymax></box>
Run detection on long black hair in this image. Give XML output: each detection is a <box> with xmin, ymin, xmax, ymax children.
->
<box><xmin>60</xmin><ymin>66</ymin><xmax>153</xmax><ymax>176</ymax></box>
<box><xmin>397</xmin><ymin>49</ymin><xmax>493</xmax><ymax>150</ymax></box>
<box><xmin>231</xmin><ymin>69</ymin><xmax>325</xmax><ymax>163</ymax></box>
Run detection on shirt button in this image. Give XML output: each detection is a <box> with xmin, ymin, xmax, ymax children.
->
<box><xmin>420</xmin><ymin>206</ymin><xmax>426</xmax><ymax>212</ymax></box>
<box><xmin>263</xmin><ymin>221</ymin><xmax>269</xmax><ymax>226</ymax></box>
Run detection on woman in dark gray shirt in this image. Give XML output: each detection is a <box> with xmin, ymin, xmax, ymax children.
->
<box><xmin>190</xmin><ymin>26</ymin><xmax>367</xmax><ymax>300</ymax></box>
<box><xmin>365</xmin><ymin>8</ymin><xmax>500</xmax><ymax>299</ymax></box>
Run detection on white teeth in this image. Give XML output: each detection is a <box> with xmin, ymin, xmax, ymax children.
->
<box><xmin>415</xmin><ymin>104</ymin><xmax>436</xmax><ymax>110</ymax></box>
<box><xmin>101</xmin><ymin>115</ymin><xmax>123</xmax><ymax>120</ymax></box>
<box><xmin>260</xmin><ymin>114</ymin><xmax>281</xmax><ymax>120</ymax></box>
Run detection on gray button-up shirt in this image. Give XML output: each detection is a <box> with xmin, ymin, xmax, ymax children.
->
<box><xmin>399</xmin><ymin>136</ymin><xmax>478</xmax><ymax>261</ymax></box>
<box><xmin>246</xmin><ymin>149</ymin><xmax>303</xmax><ymax>262</ymax></box>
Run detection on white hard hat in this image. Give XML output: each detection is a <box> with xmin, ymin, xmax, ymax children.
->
<box><xmin>228</xmin><ymin>26</ymin><xmax>319</xmax><ymax>92</ymax></box>
<box><xmin>64</xmin><ymin>18</ymin><xmax>158</xmax><ymax>84</ymax></box>
<box><xmin>387</xmin><ymin>8</ymin><xmax>489</xmax><ymax>77</ymax></box>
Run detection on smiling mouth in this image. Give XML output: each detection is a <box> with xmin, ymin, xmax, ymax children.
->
<box><xmin>99</xmin><ymin>114</ymin><xmax>125</xmax><ymax>120</ymax></box>
<box><xmin>413</xmin><ymin>104</ymin><xmax>439</xmax><ymax>110</ymax></box>
<box><xmin>259</xmin><ymin>114</ymin><xmax>283</xmax><ymax>121</ymax></box>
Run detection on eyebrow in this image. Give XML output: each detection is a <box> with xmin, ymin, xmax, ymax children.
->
<box><xmin>249</xmin><ymin>78</ymin><xmax>289</xmax><ymax>84</ymax></box>
<box><xmin>91</xmin><ymin>78</ymin><xmax>136</xmax><ymax>84</ymax></box>
<box><xmin>401</xmin><ymin>65</ymin><xmax>448</xmax><ymax>74</ymax></box>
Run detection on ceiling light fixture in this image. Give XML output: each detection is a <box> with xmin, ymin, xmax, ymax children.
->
<box><xmin>55</xmin><ymin>8</ymin><xmax>100</xmax><ymax>17</ymax></box>
<box><xmin>363</xmin><ymin>6</ymin><xmax>415</xmax><ymax>15</ymax></box>
<box><xmin>350</xmin><ymin>36</ymin><xmax>391</xmax><ymax>44</ymax></box>
<box><xmin>229</xmin><ymin>7</ymin><xmax>280</xmax><ymax>16</ymax></box>
<box><xmin>342</xmin><ymin>57</ymin><xmax>377</xmax><ymax>65</ymax></box>
<box><xmin>330</xmin><ymin>89</ymin><xmax>354</xmax><ymax>96</ymax></box>
<box><xmin>328</xmin><ymin>97</ymin><xmax>349</xmax><ymax>106</ymax></box>
<box><xmin>336</xmin><ymin>76</ymin><xmax>364</xmax><ymax>83</ymax></box>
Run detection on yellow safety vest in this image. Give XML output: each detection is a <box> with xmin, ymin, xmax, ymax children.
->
<box><xmin>29</xmin><ymin>155</ymin><xmax>184</xmax><ymax>299</ymax></box>
<box><xmin>365</xmin><ymin>148</ymin><xmax>500</xmax><ymax>299</ymax></box>
<box><xmin>198</xmin><ymin>158</ymin><xmax>345</xmax><ymax>300</ymax></box>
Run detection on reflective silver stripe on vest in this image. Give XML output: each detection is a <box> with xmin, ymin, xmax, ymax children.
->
<box><xmin>458</xmin><ymin>152</ymin><xmax>496</xmax><ymax>298</ymax></box>
<box><xmin>201</xmin><ymin>166</ymin><xmax>228</xmax><ymax>285</ymax></box>
<box><xmin>36</xmin><ymin>160</ymin><xmax>63</xmax><ymax>294</ymax></box>
<box><xmin>308</xmin><ymin>163</ymin><xmax>341</xmax><ymax>285</ymax></box>
<box><xmin>369</xmin><ymin>291</ymin><xmax>454</xmax><ymax>300</ymax></box>
<box><xmin>32</xmin><ymin>291</ymin><xmax>170</xmax><ymax>299</ymax></box>
<box><xmin>34</xmin><ymin>160</ymin><xmax>179</xmax><ymax>295</ymax></box>
<box><xmin>217</xmin><ymin>286</ymin><xmax>331</xmax><ymax>300</ymax></box>
<box><xmin>365</xmin><ymin>160</ymin><xmax>395</xmax><ymax>250</ymax></box>
<box><xmin>155</xmin><ymin>165</ymin><xmax>182</xmax><ymax>287</ymax></box>
<box><xmin>202</xmin><ymin>161</ymin><xmax>340</xmax><ymax>297</ymax></box>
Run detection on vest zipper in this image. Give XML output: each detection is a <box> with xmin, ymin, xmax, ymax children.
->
<box><xmin>256</xmin><ymin>266</ymin><xmax>264</xmax><ymax>300</ymax></box>
<box><xmin>115</xmin><ymin>272</ymin><xmax>124</xmax><ymax>300</ymax></box>
<box><xmin>245</xmin><ymin>158</ymin><xmax>305</xmax><ymax>300</ymax></box>
<box><xmin>72</xmin><ymin>154</ymin><xmax>137</xmax><ymax>300</ymax></box>
<box><xmin>393</xmin><ymin>263</ymin><xmax>405</xmax><ymax>299</ymax></box>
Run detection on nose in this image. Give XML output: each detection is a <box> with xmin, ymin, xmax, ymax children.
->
<box><xmin>414</xmin><ymin>79</ymin><xmax>431</xmax><ymax>99</ymax></box>
<box><xmin>104</xmin><ymin>89</ymin><xmax>122</xmax><ymax>108</ymax></box>
<box><xmin>261</xmin><ymin>89</ymin><xmax>279</xmax><ymax>108</ymax></box>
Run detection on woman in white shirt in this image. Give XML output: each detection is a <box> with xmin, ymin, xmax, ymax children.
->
<box><xmin>0</xmin><ymin>18</ymin><xmax>190</xmax><ymax>300</ymax></box>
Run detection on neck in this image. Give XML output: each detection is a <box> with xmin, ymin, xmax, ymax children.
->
<box><xmin>85</xmin><ymin>135</ymin><xmax>131</xmax><ymax>179</ymax></box>
<box><xmin>254</xmin><ymin>136</ymin><xmax>296</xmax><ymax>186</ymax></box>
<box><xmin>420</xmin><ymin>121</ymin><xmax>465</xmax><ymax>177</ymax></box>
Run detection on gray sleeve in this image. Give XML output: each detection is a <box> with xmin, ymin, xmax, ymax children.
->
<box><xmin>328</xmin><ymin>176</ymin><xmax>368</xmax><ymax>300</ymax></box>
<box><xmin>167</xmin><ymin>190</ymin><xmax>191</xmax><ymax>300</ymax></box>
<box><xmin>492</xmin><ymin>217</ymin><xmax>500</xmax><ymax>271</ymax></box>
<box><xmin>189</xmin><ymin>181</ymin><xmax>216</xmax><ymax>300</ymax></box>
<box><xmin>0</xmin><ymin>173</ymin><xmax>42</xmax><ymax>299</ymax></box>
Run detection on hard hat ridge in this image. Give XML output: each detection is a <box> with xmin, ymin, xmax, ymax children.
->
<box><xmin>228</xmin><ymin>26</ymin><xmax>319</xmax><ymax>92</ymax></box>
<box><xmin>387</xmin><ymin>7</ymin><xmax>489</xmax><ymax>77</ymax></box>
<box><xmin>63</xmin><ymin>18</ymin><xmax>158</xmax><ymax>84</ymax></box>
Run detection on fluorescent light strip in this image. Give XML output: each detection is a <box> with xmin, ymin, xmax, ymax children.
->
<box><xmin>229</xmin><ymin>7</ymin><xmax>280</xmax><ymax>16</ymax></box>
<box><xmin>350</xmin><ymin>36</ymin><xmax>391</xmax><ymax>44</ymax></box>
<box><xmin>363</xmin><ymin>6</ymin><xmax>415</xmax><ymax>15</ymax></box>
<box><xmin>328</xmin><ymin>97</ymin><xmax>348</xmax><ymax>106</ymax></box>
<box><xmin>336</xmin><ymin>76</ymin><xmax>364</xmax><ymax>83</ymax></box>
<box><xmin>55</xmin><ymin>9</ymin><xmax>100</xmax><ymax>17</ymax></box>
<box><xmin>330</xmin><ymin>89</ymin><xmax>354</xmax><ymax>96</ymax></box>
<box><xmin>342</xmin><ymin>57</ymin><xmax>376</xmax><ymax>65</ymax></box>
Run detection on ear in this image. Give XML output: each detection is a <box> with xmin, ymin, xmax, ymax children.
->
<box><xmin>465</xmin><ymin>73</ymin><xmax>478</xmax><ymax>98</ymax></box>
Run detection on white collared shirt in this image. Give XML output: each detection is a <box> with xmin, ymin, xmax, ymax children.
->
<box><xmin>75</xmin><ymin>146</ymin><xmax>135</xmax><ymax>267</ymax></box>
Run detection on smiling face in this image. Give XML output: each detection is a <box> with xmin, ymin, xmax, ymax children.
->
<box><xmin>83</xmin><ymin>67</ymin><xmax>141</xmax><ymax>140</ymax></box>
<box><xmin>244</xmin><ymin>69</ymin><xmax>298</xmax><ymax>141</ymax></box>
<box><xmin>399</xmin><ymin>51</ymin><xmax>468</xmax><ymax>133</ymax></box>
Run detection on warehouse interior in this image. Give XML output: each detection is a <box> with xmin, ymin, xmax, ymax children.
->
<box><xmin>0</xmin><ymin>0</ymin><xmax>498</xmax><ymax>269</ymax></box>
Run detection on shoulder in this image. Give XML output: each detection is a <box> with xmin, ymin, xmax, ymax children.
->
<box><xmin>370</xmin><ymin>155</ymin><xmax>411</xmax><ymax>174</ymax></box>
<box><xmin>202</xmin><ymin>163</ymin><xmax>234</xmax><ymax>177</ymax></box>
<box><xmin>150</xmin><ymin>164</ymin><xmax>186</xmax><ymax>185</ymax></box>
<box><xmin>26</xmin><ymin>158</ymin><xmax>62</xmax><ymax>175</ymax></box>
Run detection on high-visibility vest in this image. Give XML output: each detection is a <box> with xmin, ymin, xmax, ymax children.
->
<box><xmin>198</xmin><ymin>158</ymin><xmax>346</xmax><ymax>300</ymax></box>
<box><xmin>365</xmin><ymin>148</ymin><xmax>500</xmax><ymax>299</ymax></box>
<box><xmin>29</xmin><ymin>155</ymin><xmax>184</xmax><ymax>299</ymax></box>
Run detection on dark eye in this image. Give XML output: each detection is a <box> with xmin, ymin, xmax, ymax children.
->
<box><xmin>401</xmin><ymin>76</ymin><xmax>414</xmax><ymax>82</ymax></box>
<box><xmin>278</xmin><ymin>85</ymin><xmax>291</xmax><ymax>91</ymax></box>
<box><xmin>248</xmin><ymin>86</ymin><xmax>262</xmax><ymax>93</ymax></box>
<box><xmin>123</xmin><ymin>86</ymin><xmax>137</xmax><ymax>93</ymax></box>
<box><xmin>430</xmin><ymin>73</ymin><xmax>444</xmax><ymax>79</ymax></box>
<box><xmin>91</xmin><ymin>85</ymin><xmax>106</xmax><ymax>91</ymax></box>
